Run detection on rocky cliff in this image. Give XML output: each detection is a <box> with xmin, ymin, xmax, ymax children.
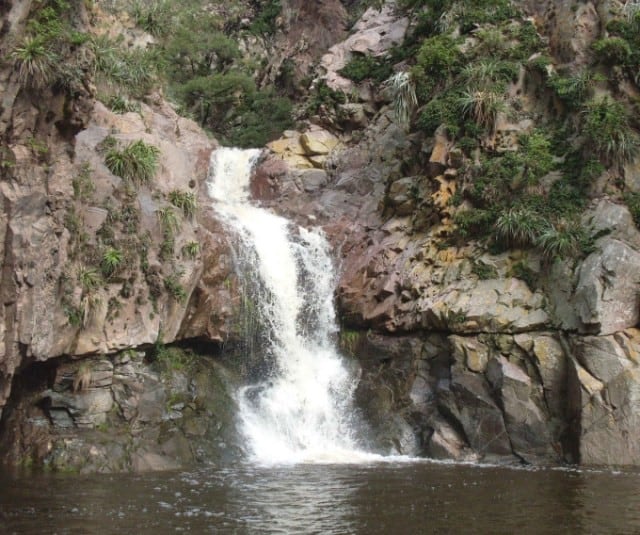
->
<box><xmin>1</xmin><ymin>0</ymin><xmax>640</xmax><ymax>471</ymax></box>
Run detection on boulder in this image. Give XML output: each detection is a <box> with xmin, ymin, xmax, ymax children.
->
<box><xmin>568</xmin><ymin>331</ymin><xmax>640</xmax><ymax>465</ymax></box>
<box><xmin>574</xmin><ymin>239</ymin><xmax>640</xmax><ymax>335</ymax></box>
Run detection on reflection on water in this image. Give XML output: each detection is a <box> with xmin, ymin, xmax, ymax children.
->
<box><xmin>1</xmin><ymin>462</ymin><xmax>640</xmax><ymax>534</ymax></box>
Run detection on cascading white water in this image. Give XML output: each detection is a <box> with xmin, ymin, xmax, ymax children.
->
<box><xmin>208</xmin><ymin>147</ymin><xmax>379</xmax><ymax>464</ymax></box>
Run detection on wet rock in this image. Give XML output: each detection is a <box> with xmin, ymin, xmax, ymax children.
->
<box><xmin>568</xmin><ymin>330</ymin><xmax>640</xmax><ymax>465</ymax></box>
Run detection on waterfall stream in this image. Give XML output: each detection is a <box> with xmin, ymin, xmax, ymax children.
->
<box><xmin>208</xmin><ymin>147</ymin><xmax>378</xmax><ymax>464</ymax></box>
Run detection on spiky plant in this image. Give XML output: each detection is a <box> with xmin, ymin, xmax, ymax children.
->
<box><xmin>164</xmin><ymin>273</ymin><xmax>187</xmax><ymax>303</ymax></box>
<box><xmin>182</xmin><ymin>241</ymin><xmax>200</xmax><ymax>259</ymax></box>
<box><xmin>168</xmin><ymin>190</ymin><xmax>197</xmax><ymax>219</ymax></box>
<box><xmin>11</xmin><ymin>36</ymin><xmax>58</xmax><ymax>89</ymax></box>
<box><xmin>105</xmin><ymin>139</ymin><xmax>160</xmax><ymax>185</ymax></box>
<box><xmin>386</xmin><ymin>72</ymin><xmax>417</xmax><ymax>127</ymax></box>
<box><xmin>494</xmin><ymin>207</ymin><xmax>546</xmax><ymax>248</ymax></box>
<box><xmin>78</xmin><ymin>267</ymin><xmax>102</xmax><ymax>292</ymax></box>
<box><xmin>536</xmin><ymin>222</ymin><xmax>583</xmax><ymax>260</ymax></box>
<box><xmin>156</xmin><ymin>206</ymin><xmax>180</xmax><ymax>236</ymax></box>
<box><xmin>582</xmin><ymin>97</ymin><xmax>639</xmax><ymax>166</ymax></box>
<box><xmin>101</xmin><ymin>247</ymin><xmax>123</xmax><ymax>277</ymax></box>
<box><xmin>459</xmin><ymin>89</ymin><xmax>506</xmax><ymax>132</ymax></box>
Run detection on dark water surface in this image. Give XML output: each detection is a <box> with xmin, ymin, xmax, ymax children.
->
<box><xmin>1</xmin><ymin>461</ymin><xmax>639</xmax><ymax>534</ymax></box>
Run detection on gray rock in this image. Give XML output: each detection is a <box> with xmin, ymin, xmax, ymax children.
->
<box><xmin>574</xmin><ymin>239</ymin><xmax>640</xmax><ymax>335</ymax></box>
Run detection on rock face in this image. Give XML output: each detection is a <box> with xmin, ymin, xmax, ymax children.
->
<box><xmin>0</xmin><ymin>349</ymin><xmax>244</xmax><ymax>472</ymax></box>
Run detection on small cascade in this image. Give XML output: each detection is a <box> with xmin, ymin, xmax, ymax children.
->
<box><xmin>208</xmin><ymin>147</ymin><xmax>378</xmax><ymax>464</ymax></box>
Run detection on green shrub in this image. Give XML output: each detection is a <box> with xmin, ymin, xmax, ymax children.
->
<box><xmin>78</xmin><ymin>267</ymin><xmax>101</xmax><ymax>292</ymax></box>
<box><xmin>338</xmin><ymin>54</ymin><xmax>393</xmax><ymax>83</ymax></box>
<box><xmin>582</xmin><ymin>97</ymin><xmax>639</xmax><ymax>166</ymax></box>
<box><xmin>72</xmin><ymin>163</ymin><xmax>95</xmax><ymax>200</ymax></box>
<box><xmin>458</xmin><ymin>89</ymin><xmax>506</xmax><ymax>132</ymax></box>
<box><xmin>168</xmin><ymin>190</ymin><xmax>197</xmax><ymax>219</ymax></box>
<box><xmin>416</xmin><ymin>35</ymin><xmax>462</xmax><ymax>82</ymax></box>
<box><xmin>156</xmin><ymin>206</ymin><xmax>180</xmax><ymax>236</ymax></box>
<box><xmin>592</xmin><ymin>37</ymin><xmax>632</xmax><ymax>64</ymax></box>
<box><xmin>131</xmin><ymin>0</ymin><xmax>173</xmax><ymax>37</ymax></box>
<box><xmin>454</xmin><ymin>208</ymin><xmax>496</xmax><ymax>239</ymax></box>
<box><xmin>494</xmin><ymin>207</ymin><xmax>546</xmax><ymax>248</ymax></box>
<box><xmin>164</xmin><ymin>273</ymin><xmax>187</xmax><ymax>302</ymax></box>
<box><xmin>471</xmin><ymin>260</ymin><xmax>498</xmax><ymax>279</ymax></box>
<box><xmin>105</xmin><ymin>139</ymin><xmax>160</xmax><ymax>185</ymax></box>
<box><xmin>182</xmin><ymin>241</ymin><xmax>200</xmax><ymax>259</ymax></box>
<box><xmin>518</xmin><ymin>131</ymin><xmax>555</xmax><ymax>185</ymax></box>
<box><xmin>624</xmin><ymin>192</ymin><xmax>640</xmax><ymax>229</ymax></box>
<box><xmin>416</xmin><ymin>92</ymin><xmax>462</xmax><ymax>136</ymax></box>
<box><xmin>536</xmin><ymin>222</ymin><xmax>583</xmax><ymax>260</ymax></box>
<box><xmin>11</xmin><ymin>36</ymin><xmax>58</xmax><ymax>89</ymax></box>
<box><xmin>249</xmin><ymin>0</ymin><xmax>282</xmax><ymax>35</ymax></box>
<box><xmin>107</xmin><ymin>95</ymin><xmax>141</xmax><ymax>114</ymax></box>
<box><xmin>101</xmin><ymin>247</ymin><xmax>123</xmax><ymax>277</ymax></box>
<box><xmin>547</xmin><ymin>70</ymin><xmax>599</xmax><ymax>105</ymax></box>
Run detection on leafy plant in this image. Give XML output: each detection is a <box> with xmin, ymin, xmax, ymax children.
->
<box><xmin>471</xmin><ymin>260</ymin><xmax>498</xmax><ymax>280</ymax></box>
<box><xmin>249</xmin><ymin>0</ymin><xmax>282</xmax><ymax>35</ymax></box>
<box><xmin>182</xmin><ymin>241</ymin><xmax>200</xmax><ymax>259</ymax></box>
<box><xmin>339</xmin><ymin>54</ymin><xmax>393</xmax><ymax>84</ymax></box>
<box><xmin>458</xmin><ymin>89</ymin><xmax>505</xmax><ymax>132</ymax></box>
<box><xmin>72</xmin><ymin>163</ymin><xmax>95</xmax><ymax>200</ymax></box>
<box><xmin>536</xmin><ymin>222</ymin><xmax>583</xmax><ymax>260</ymax></box>
<box><xmin>592</xmin><ymin>37</ymin><xmax>631</xmax><ymax>64</ymax></box>
<box><xmin>156</xmin><ymin>206</ymin><xmax>180</xmax><ymax>236</ymax></box>
<box><xmin>494</xmin><ymin>207</ymin><xmax>546</xmax><ymax>248</ymax></box>
<box><xmin>105</xmin><ymin>139</ymin><xmax>160</xmax><ymax>185</ymax></box>
<box><xmin>623</xmin><ymin>192</ymin><xmax>640</xmax><ymax>229</ymax></box>
<box><xmin>582</xmin><ymin>97</ymin><xmax>639</xmax><ymax>166</ymax></box>
<box><xmin>387</xmin><ymin>72</ymin><xmax>418</xmax><ymax>127</ymax></box>
<box><xmin>11</xmin><ymin>36</ymin><xmax>58</xmax><ymax>88</ymax></box>
<box><xmin>168</xmin><ymin>190</ymin><xmax>197</xmax><ymax>219</ymax></box>
<box><xmin>164</xmin><ymin>273</ymin><xmax>187</xmax><ymax>303</ymax></box>
<box><xmin>107</xmin><ymin>95</ymin><xmax>141</xmax><ymax>114</ymax></box>
<box><xmin>101</xmin><ymin>247</ymin><xmax>123</xmax><ymax>277</ymax></box>
<box><xmin>78</xmin><ymin>267</ymin><xmax>101</xmax><ymax>292</ymax></box>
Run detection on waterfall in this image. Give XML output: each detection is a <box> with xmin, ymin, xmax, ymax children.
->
<box><xmin>208</xmin><ymin>147</ymin><xmax>378</xmax><ymax>464</ymax></box>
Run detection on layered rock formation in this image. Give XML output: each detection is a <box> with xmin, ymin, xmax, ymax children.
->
<box><xmin>2</xmin><ymin>0</ymin><xmax>640</xmax><ymax>472</ymax></box>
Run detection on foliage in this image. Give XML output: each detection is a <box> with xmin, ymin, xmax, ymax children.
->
<box><xmin>164</xmin><ymin>273</ymin><xmax>188</xmax><ymax>303</ymax></box>
<box><xmin>182</xmin><ymin>241</ymin><xmax>200</xmax><ymax>259</ymax></box>
<box><xmin>249</xmin><ymin>0</ymin><xmax>282</xmax><ymax>35</ymax></box>
<box><xmin>458</xmin><ymin>89</ymin><xmax>505</xmax><ymax>132</ymax></box>
<box><xmin>416</xmin><ymin>34</ymin><xmax>462</xmax><ymax>84</ymax></box>
<box><xmin>11</xmin><ymin>36</ymin><xmax>58</xmax><ymax>88</ymax></box>
<box><xmin>339</xmin><ymin>54</ymin><xmax>393</xmax><ymax>84</ymax></box>
<box><xmin>101</xmin><ymin>247</ymin><xmax>123</xmax><ymax>277</ymax></box>
<box><xmin>582</xmin><ymin>97</ymin><xmax>639</xmax><ymax>166</ymax></box>
<box><xmin>494</xmin><ymin>207</ymin><xmax>546</xmax><ymax>248</ymax></box>
<box><xmin>107</xmin><ymin>95</ymin><xmax>141</xmax><ymax>114</ymax></box>
<box><xmin>105</xmin><ymin>139</ymin><xmax>160</xmax><ymax>185</ymax></box>
<box><xmin>78</xmin><ymin>266</ymin><xmax>101</xmax><ymax>292</ymax></box>
<box><xmin>72</xmin><ymin>163</ymin><xmax>95</xmax><ymax>200</ymax></box>
<box><xmin>546</xmin><ymin>70</ymin><xmax>599</xmax><ymax>106</ymax></box>
<box><xmin>536</xmin><ymin>222</ymin><xmax>584</xmax><ymax>260</ymax></box>
<box><xmin>453</xmin><ymin>208</ymin><xmax>496</xmax><ymax>239</ymax></box>
<box><xmin>387</xmin><ymin>72</ymin><xmax>418</xmax><ymax>127</ymax></box>
<box><xmin>306</xmin><ymin>80</ymin><xmax>347</xmax><ymax>116</ymax></box>
<box><xmin>156</xmin><ymin>206</ymin><xmax>180</xmax><ymax>236</ymax></box>
<box><xmin>130</xmin><ymin>0</ymin><xmax>173</xmax><ymax>37</ymax></box>
<box><xmin>168</xmin><ymin>190</ymin><xmax>197</xmax><ymax>219</ymax></box>
<box><xmin>624</xmin><ymin>192</ymin><xmax>640</xmax><ymax>229</ymax></box>
<box><xmin>592</xmin><ymin>37</ymin><xmax>632</xmax><ymax>64</ymax></box>
<box><xmin>471</xmin><ymin>260</ymin><xmax>497</xmax><ymax>279</ymax></box>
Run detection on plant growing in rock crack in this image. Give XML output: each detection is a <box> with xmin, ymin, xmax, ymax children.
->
<box><xmin>11</xmin><ymin>36</ymin><xmax>58</xmax><ymax>89</ymax></box>
<box><xmin>72</xmin><ymin>163</ymin><xmax>95</xmax><ymax>201</ymax></box>
<box><xmin>582</xmin><ymin>97</ymin><xmax>640</xmax><ymax>166</ymax></box>
<box><xmin>164</xmin><ymin>272</ymin><xmax>187</xmax><ymax>303</ymax></box>
<box><xmin>78</xmin><ymin>266</ymin><xmax>101</xmax><ymax>292</ymax></box>
<box><xmin>182</xmin><ymin>241</ymin><xmax>200</xmax><ymax>259</ymax></box>
<box><xmin>101</xmin><ymin>247</ymin><xmax>124</xmax><ymax>278</ymax></box>
<box><xmin>156</xmin><ymin>206</ymin><xmax>180</xmax><ymax>236</ymax></box>
<box><xmin>168</xmin><ymin>190</ymin><xmax>197</xmax><ymax>219</ymax></box>
<box><xmin>494</xmin><ymin>207</ymin><xmax>546</xmax><ymax>248</ymax></box>
<box><xmin>458</xmin><ymin>89</ymin><xmax>506</xmax><ymax>132</ymax></box>
<box><xmin>386</xmin><ymin>72</ymin><xmax>417</xmax><ymax>127</ymax></box>
<box><xmin>105</xmin><ymin>139</ymin><xmax>160</xmax><ymax>185</ymax></box>
<box><xmin>535</xmin><ymin>221</ymin><xmax>583</xmax><ymax>260</ymax></box>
